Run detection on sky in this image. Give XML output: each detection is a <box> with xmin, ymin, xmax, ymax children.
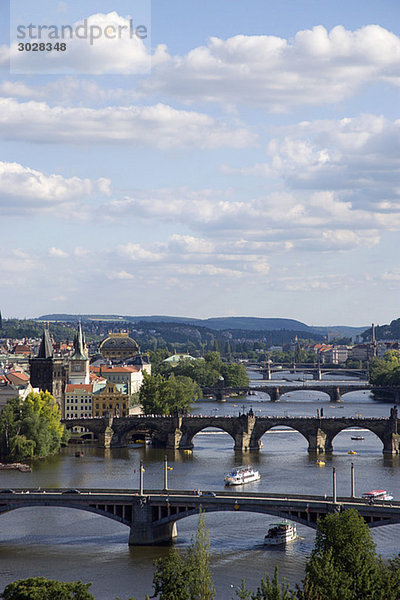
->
<box><xmin>0</xmin><ymin>0</ymin><xmax>399</xmax><ymax>326</ymax></box>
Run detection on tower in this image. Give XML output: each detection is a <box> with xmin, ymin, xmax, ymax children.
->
<box><xmin>29</xmin><ymin>328</ymin><xmax>64</xmax><ymax>406</ymax></box>
<box><xmin>68</xmin><ymin>321</ymin><xmax>89</xmax><ymax>384</ymax></box>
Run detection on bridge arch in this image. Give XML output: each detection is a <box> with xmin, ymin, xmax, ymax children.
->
<box><xmin>179</xmin><ymin>423</ymin><xmax>236</xmax><ymax>450</ymax></box>
<box><xmin>330</xmin><ymin>425</ymin><xmax>384</xmax><ymax>452</ymax></box>
<box><xmin>0</xmin><ymin>501</ymin><xmax>131</xmax><ymax>527</ymax></box>
<box><xmin>257</xmin><ymin>425</ymin><xmax>309</xmax><ymax>452</ymax></box>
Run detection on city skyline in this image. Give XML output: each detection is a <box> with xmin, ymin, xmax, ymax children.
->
<box><xmin>0</xmin><ymin>0</ymin><xmax>399</xmax><ymax>326</ymax></box>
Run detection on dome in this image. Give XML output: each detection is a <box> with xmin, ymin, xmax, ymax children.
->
<box><xmin>99</xmin><ymin>332</ymin><xmax>139</xmax><ymax>361</ymax></box>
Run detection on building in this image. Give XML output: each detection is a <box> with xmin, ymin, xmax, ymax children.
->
<box><xmin>68</xmin><ymin>322</ymin><xmax>89</xmax><ymax>385</ymax></box>
<box><xmin>29</xmin><ymin>329</ymin><xmax>64</xmax><ymax>409</ymax></box>
<box><xmin>90</xmin><ymin>364</ymin><xmax>149</xmax><ymax>395</ymax></box>
<box><xmin>99</xmin><ymin>332</ymin><xmax>139</xmax><ymax>362</ymax></box>
<box><xmin>320</xmin><ymin>346</ymin><xmax>349</xmax><ymax>364</ymax></box>
<box><xmin>93</xmin><ymin>382</ymin><xmax>130</xmax><ymax>417</ymax></box>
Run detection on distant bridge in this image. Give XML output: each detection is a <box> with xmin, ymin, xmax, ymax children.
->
<box><xmin>247</xmin><ymin>363</ymin><xmax>368</xmax><ymax>381</ymax></box>
<box><xmin>202</xmin><ymin>382</ymin><xmax>372</xmax><ymax>401</ymax></box>
<box><xmin>63</xmin><ymin>407</ymin><xmax>400</xmax><ymax>454</ymax></box>
<box><xmin>1</xmin><ymin>489</ymin><xmax>400</xmax><ymax>545</ymax></box>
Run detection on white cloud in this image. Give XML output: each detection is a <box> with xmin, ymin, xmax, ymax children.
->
<box><xmin>48</xmin><ymin>247</ymin><xmax>69</xmax><ymax>258</ymax></box>
<box><xmin>0</xmin><ymin>161</ymin><xmax>110</xmax><ymax>215</ymax></box>
<box><xmin>10</xmin><ymin>12</ymin><xmax>158</xmax><ymax>75</ymax></box>
<box><xmin>141</xmin><ymin>25</ymin><xmax>400</xmax><ymax>110</ymax></box>
<box><xmin>108</xmin><ymin>270</ymin><xmax>135</xmax><ymax>280</ymax></box>
<box><xmin>117</xmin><ymin>243</ymin><xmax>165</xmax><ymax>262</ymax></box>
<box><xmin>0</xmin><ymin>98</ymin><xmax>255</xmax><ymax>149</ymax></box>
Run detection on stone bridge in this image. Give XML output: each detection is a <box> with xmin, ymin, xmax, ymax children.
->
<box><xmin>63</xmin><ymin>407</ymin><xmax>400</xmax><ymax>454</ymax></box>
<box><xmin>1</xmin><ymin>489</ymin><xmax>400</xmax><ymax>546</ymax></box>
<box><xmin>203</xmin><ymin>383</ymin><xmax>371</xmax><ymax>402</ymax></box>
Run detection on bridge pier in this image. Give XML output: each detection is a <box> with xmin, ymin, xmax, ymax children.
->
<box><xmin>330</xmin><ymin>387</ymin><xmax>342</xmax><ymax>403</ymax></box>
<box><xmin>97</xmin><ymin>423</ymin><xmax>114</xmax><ymax>449</ymax></box>
<box><xmin>234</xmin><ymin>414</ymin><xmax>256</xmax><ymax>451</ymax></box>
<box><xmin>270</xmin><ymin>388</ymin><xmax>280</xmax><ymax>402</ymax></box>
<box><xmin>383</xmin><ymin>433</ymin><xmax>400</xmax><ymax>455</ymax></box>
<box><xmin>306</xmin><ymin>428</ymin><xmax>331</xmax><ymax>454</ymax></box>
<box><xmin>129</xmin><ymin>499</ymin><xmax>177</xmax><ymax>545</ymax></box>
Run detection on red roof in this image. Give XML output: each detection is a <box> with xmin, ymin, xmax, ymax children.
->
<box><xmin>65</xmin><ymin>384</ymin><xmax>93</xmax><ymax>393</ymax></box>
<box><xmin>90</xmin><ymin>366</ymin><xmax>140</xmax><ymax>374</ymax></box>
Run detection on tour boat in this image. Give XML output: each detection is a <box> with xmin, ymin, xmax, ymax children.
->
<box><xmin>362</xmin><ymin>489</ymin><xmax>393</xmax><ymax>501</ymax></box>
<box><xmin>224</xmin><ymin>465</ymin><xmax>260</xmax><ymax>486</ymax></box>
<box><xmin>264</xmin><ymin>520</ymin><xmax>297</xmax><ymax>545</ymax></box>
<box><xmin>347</xmin><ymin>450</ymin><xmax>357</xmax><ymax>454</ymax></box>
<box><xmin>351</xmin><ymin>436</ymin><xmax>365</xmax><ymax>441</ymax></box>
<box><xmin>316</xmin><ymin>460</ymin><xmax>325</xmax><ymax>466</ymax></box>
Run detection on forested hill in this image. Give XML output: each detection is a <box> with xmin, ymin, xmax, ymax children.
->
<box><xmin>362</xmin><ymin>318</ymin><xmax>400</xmax><ymax>341</ymax></box>
<box><xmin>38</xmin><ymin>314</ymin><xmax>313</xmax><ymax>332</ymax></box>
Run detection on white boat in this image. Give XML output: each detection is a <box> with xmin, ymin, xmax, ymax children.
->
<box><xmin>224</xmin><ymin>465</ymin><xmax>260</xmax><ymax>486</ymax></box>
<box><xmin>362</xmin><ymin>489</ymin><xmax>393</xmax><ymax>502</ymax></box>
<box><xmin>264</xmin><ymin>520</ymin><xmax>297</xmax><ymax>545</ymax></box>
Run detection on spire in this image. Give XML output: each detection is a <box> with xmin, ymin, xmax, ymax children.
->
<box><xmin>71</xmin><ymin>320</ymin><xmax>87</xmax><ymax>359</ymax></box>
<box><xmin>38</xmin><ymin>328</ymin><xmax>53</xmax><ymax>359</ymax></box>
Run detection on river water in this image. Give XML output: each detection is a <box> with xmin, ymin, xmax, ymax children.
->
<box><xmin>1</xmin><ymin>373</ymin><xmax>400</xmax><ymax>599</ymax></box>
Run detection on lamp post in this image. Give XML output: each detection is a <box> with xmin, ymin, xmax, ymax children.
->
<box><xmin>139</xmin><ymin>460</ymin><xmax>144</xmax><ymax>496</ymax></box>
<box><xmin>163</xmin><ymin>455</ymin><xmax>168</xmax><ymax>491</ymax></box>
<box><xmin>351</xmin><ymin>462</ymin><xmax>355</xmax><ymax>498</ymax></box>
<box><xmin>332</xmin><ymin>467</ymin><xmax>337</xmax><ymax>504</ymax></box>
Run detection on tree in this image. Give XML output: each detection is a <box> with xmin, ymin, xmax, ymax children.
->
<box><xmin>139</xmin><ymin>372</ymin><xmax>201</xmax><ymax>415</ymax></box>
<box><xmin>152</xmin><ymin>548</ymin><xmax>192</xmax><ymax>600</ymax></box>
<box><xmin>298</xmin><ymin>509</ymin><xmax>400</xmax><ymax>600</ymax></box>
<box><xmin>152</xmin><ymin>511</ymin><xmax>215</xmax><ymax>600</ymax></box>
<box><xmin>0</xmin><ymin>391</ymin><xmax>67</xmax><ymax>461</ymax></box>
<box><xmin>369</xmin><ymin>352</ymin><xmax>400</xmax><ymax>386</ymax></box>
<box><xmin>1</xmin><ymin>577</ymin><xmax>94</xmax><ymax>600</ymax></box>
<box><xmin>186</xmin><ymin>511</ymin><xmax>215</xmax><ymax>600</ymax></box>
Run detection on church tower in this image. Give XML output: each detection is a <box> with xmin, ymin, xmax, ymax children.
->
<box><xmin>29</xmin><ymin>328</ymin><xmax>64</xmax><ymax>406</ymax></box>
<box><xmin>68</xmin><ymin>321</ymin><xmax>89</xmax><ymax>385</ymax></box>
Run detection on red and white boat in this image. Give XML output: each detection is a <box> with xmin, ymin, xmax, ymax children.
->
<box><xmin>362</xmin><ymin>489</ymin><xmax>393</xmax><ymax>501</ymax></box>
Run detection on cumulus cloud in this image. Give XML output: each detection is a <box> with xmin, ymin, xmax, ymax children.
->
<box><xmin>141</xmin><ymin>25</ymin><xmax>400</xmax><ymax>110</ymax></box>
<box><xmin>10</xmin><ymin>12</ymin><xmax>159</xmax><ymax>75</ymax></box>
<box><xmin>0</xmin><ymin>161</ymin><xmax>110</xmax><ymax>216</ymax></box>
<box><xmin>0</xmin><ymin>98</ymin><xmax>255</xmax><ymax>149</ymax></box>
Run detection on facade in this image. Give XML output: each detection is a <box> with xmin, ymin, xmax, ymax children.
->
<box><xmin>320</xmin><ymin>346</ymin><xmax>349</xmax><ymax>364</ymax></box>
<box><xmin>90</xmin><ymin>365</ymin><xmax>148</xmax><ymax>395</ymax></box>
<box><xmin>93</xmin><ymin>382</ymin><xmax>130</xmax><ymax>417</ymax></box>
<box><xmin>99</xmin><ymin>332</ymin><xmax>139</xmax><ymax>361</ymax></box>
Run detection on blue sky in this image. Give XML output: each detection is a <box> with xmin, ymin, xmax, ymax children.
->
<box><xmin>0</xmin><ymin>0</ymin><xmax>399</xmax><ymax>325</ymax></box>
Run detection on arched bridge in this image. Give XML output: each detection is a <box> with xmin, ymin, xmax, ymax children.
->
<box><xmin>202</xmin><ymin>382</ymin><xmax>371</xmax><ymax>401</ymax></box>
<box><xmin>1</xmin><ymin>489</ymin><xmax>400</xmax><ymax>546</ymax></box>
<box><xmin>63</xmin><ymin>407</ymin><xmax>400</xmax><ymax>454</ymax></box>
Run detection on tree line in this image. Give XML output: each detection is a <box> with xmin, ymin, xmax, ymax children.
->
<box><xmin>369</xmin><ymin>351</ymin><xmax>400</xmax><ymax>386</ymax></box>
<box><xmin>3</xmin><ymin>509</ymin><xmax>400</xmax><ymax>600</ymax></box>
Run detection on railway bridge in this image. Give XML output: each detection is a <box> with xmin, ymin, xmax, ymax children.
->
<box><xmin>62</xmin><ymin>407</ymin><xmax>400</xmax><ymax>454</ymax></box>
<box><xmin>1</xmin><ymin>489</ymin><xmax>400</xmax><ymax>545</ymax></box>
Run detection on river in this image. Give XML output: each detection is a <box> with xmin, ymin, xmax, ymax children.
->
<box><xmin>1</xmin><ymin>373</ymin><xmax>400</xmax><ymax>599</ymax></box>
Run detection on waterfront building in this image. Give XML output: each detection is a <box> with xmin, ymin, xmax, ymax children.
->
<box><xmin>93</xmin><ymin>381</ymin><xmax>130</xmax><ymax>417</ymax></box>
<box><xmin>90</xmin><ymin>364</ymin><xmax>149</xmax><ymax>395</ymax></box>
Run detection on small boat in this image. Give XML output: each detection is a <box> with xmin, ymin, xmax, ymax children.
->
<box><xmin>183</xmin><ymin>449</ymin><xmax>193</xmax><ymax>454</ymax></box>
<box><xmin>362</xmin><ymin>489</ymin><xmax>393</xmax><ymax>502</ymax></box>
<box><xmin>351</xmin><ymin>436</ymin><xmax>365</xmax><ymax>441</ymax></box>
<box><xmin>264</xmin><ymin>520</ymin><xmax>297</xmax><ymax>545</ymax></box>
<box><xmin>316</xmin><ymin>460</ymin><xmax>325</xmax><ymax>466</ymax></box>
<box><xmin>347</xmin><ymin>450</ymin><xmax>357</xmax><ymax>455</ymax></box>
<box><xmin>75</xmin><ymin>451</ymin><xmax>84</xmax><ymax>457</ymax></box>
<box><xmin>224</xmin><ymin>465</ymin><xmax>260</xmax><ymax>486</ymax></box>
<box><xmin>0</xmin><ymin>462</ymin><xmax>31</xmax><ymax>472</ymax></box>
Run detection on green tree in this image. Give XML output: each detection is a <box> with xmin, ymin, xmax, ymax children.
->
<box><xmin>0</xmin><ymin>391</ymin><xmax>67</xmax><ymax>461</ymax></box>
<box><xmin>152</xmin><ymin>511</ymin><xmax>215</xmax><ymax>600</ymax></box>
<box><xmin>153</xmin><ymin>548</ymin><xmax>192</xmax><ymax>600</ymax></box>
<box><xmin>297</xmin><ymin>509</ymin><xmax>400</xmax><ymax>600</ymax></box>
<box><xmin>186</xmin><ymin>511</ymin><xmax>215</xmax><ymax>600</ymax></box>
<box><xmin>1</xmin><ymin>577</ymin><xmax>94</xmax><ymax>600</ymax></box>
<box><xmin>139</xmin><ymin>372</ymin><xmax>201</xmax><ymax>415</ymax></box>
<box><xmin>369</xmin><ymin>351</ymin><xmax>400</xmax><ymax>386</ymax></box>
